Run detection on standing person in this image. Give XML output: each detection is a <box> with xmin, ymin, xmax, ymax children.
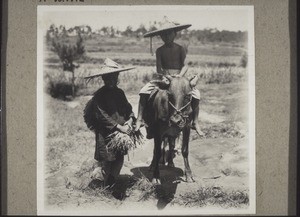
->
<box><xmin>83</xmin><ymin>58</ymin><xmax>136</xmax><ymax>187</ymax></box>
<box><xmin>134</xmin><ymin>17</ymin><xmax>202</xmax><ymax>137</ymax></box>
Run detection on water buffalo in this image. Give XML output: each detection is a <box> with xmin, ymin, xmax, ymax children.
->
<box><xmin>147</xmin><ymin>71</ymin><xmax>199</xmax><ymax>184</ymax></box>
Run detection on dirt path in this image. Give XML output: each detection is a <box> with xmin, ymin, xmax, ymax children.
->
<box><xmin>44</xmin><ymin>86</ymin><xmax>250</xmax><ymax>214</ymax></box>
<box><xmin>45</xmin><ymin>135</ymin><xmax>249</xmax><ymax>213</ymax></box>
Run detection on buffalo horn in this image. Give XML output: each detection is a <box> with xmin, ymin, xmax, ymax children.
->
<box><xmin>179</xmin><ymin>65</ymin><xmax>189</xmax><ymax>77</ymax></box>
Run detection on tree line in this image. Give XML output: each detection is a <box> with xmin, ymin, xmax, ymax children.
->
<box><xmin>46</xmin><ymin>24</ymin><xmax>247</xmax><ymax>44</ymax></box>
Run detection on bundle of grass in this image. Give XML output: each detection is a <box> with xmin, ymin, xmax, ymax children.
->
<box><xmin>105</xmin><ymin>130</ymin><xmax>144</xmax><ymax>154</ymax></box>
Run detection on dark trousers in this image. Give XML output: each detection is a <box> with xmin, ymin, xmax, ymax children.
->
<box><xmin>102</xmin><ymin>154</ymin><xmax>124</xmax><ymax>186</ymax></box>
<box><xmin>94</xmin><ymin>132</ymin><xmax>125</xmax><ymax>186</ymax></box>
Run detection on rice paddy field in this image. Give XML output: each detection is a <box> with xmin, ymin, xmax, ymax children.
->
<box><xmin>42</xmin><ymin>36</ymin><xmax>252</xmax><ymax>214</ymax></box>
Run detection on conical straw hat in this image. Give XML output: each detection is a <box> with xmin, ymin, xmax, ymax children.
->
<box><xmin>84</xmin><ymin>58</ymin><xmax>135</xmax><ymax>80</ymax></box>
<box><xmin>144</xmin><ymin>16</ymin><xmax>191</xmax><ymax>38</ymax></box>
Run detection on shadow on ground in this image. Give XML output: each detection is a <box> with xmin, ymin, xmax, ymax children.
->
<box><xmin>88</xmin><ymin>174</ymin><xmax>136</xmax><ymax>200</ymax></box>
<box><xmin>131</xmin><ymin>166</ymin><xmax>184</xmax><ymax>209</ymax></box>
<box><xmin>86</xmin><ymin>165</ymin><xmax>184</xmax><ymax>209</ymax></box>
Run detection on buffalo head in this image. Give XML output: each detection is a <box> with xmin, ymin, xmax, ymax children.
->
<box><xmin>167</xmin><ymin>74</ymin><xmax>199</xmax><ymax>129</ymax></box>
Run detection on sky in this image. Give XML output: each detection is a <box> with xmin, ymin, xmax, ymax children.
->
<box><xmin>38</xmin><ymin>5</ymin><xmax>253</xmax><ymax>32</ymax></box>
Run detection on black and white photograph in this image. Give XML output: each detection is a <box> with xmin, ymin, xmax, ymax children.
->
<box><xmin>37</xmin><ymin>5</ymin><xmax>255</xmax><ymax>215</ymax></box>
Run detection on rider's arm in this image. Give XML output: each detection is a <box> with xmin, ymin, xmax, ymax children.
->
<box><xmin>179</xmin><ymin>45</ymin><xmax>188</xmax><ymax>76</ymax></box>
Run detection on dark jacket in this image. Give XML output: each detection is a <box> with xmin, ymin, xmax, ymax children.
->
<box><xmin>91</xmin><ymin>85</ymin><xmax>135</xmax><ymax>161</ymax></box>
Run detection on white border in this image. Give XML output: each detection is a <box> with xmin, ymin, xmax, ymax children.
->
<box><xmin>37</xmin><ymin>5</ymin><xmax>256</xmax><ymax>215</ymax></box>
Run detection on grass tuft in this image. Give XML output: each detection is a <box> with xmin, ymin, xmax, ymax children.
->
<box><xmin>126</xmin><ymin>175</ymin><xmax>157</xmax><ymax>201</ymax></box>
<box><xmin>172</xmin><ymin>186</ymin><xmax>249</xmax><ymax>208</ymax></box>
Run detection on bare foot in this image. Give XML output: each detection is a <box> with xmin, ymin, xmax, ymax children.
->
<box><xmin>191</xmin><ymin>122</ymin><xmax>204</xmax><ymax>137</ymax></box>
<box><xmin>151</xmin><ymin>178</ymin><xmax>161</xmax><ymax>185</ymax></box>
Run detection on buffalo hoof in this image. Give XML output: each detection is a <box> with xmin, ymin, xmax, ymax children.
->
<box><xmin>151</xmin><ymin>178</ymin><xmax>161</xmax><ymax>185</ymax></box>
<box><xmin>186</xmin><ymin>176</ymin><xmax>195</xmax><ymax>183</ymax></box>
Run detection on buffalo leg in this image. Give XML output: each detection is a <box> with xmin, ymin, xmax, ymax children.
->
<box><xmin>152</xmin><ymin>135</ymin><xmax>162</xmax><ymax>184</ymax></box>
<box><xmin>182</xmin><ymin>127</ymin><xmax>194</xmax><ymax>182</ymax></box>
<box><xmin>160</xmin><ymin>137</ymin><xmax>168</xmax><ymax>165</ymax></box>
<box><xmin>149</xmin><ymin>136</ymin><xmax>165</xmax><ymax>170</ymax></box>
<box><xmin>167</xmin><ymin>137</ymin><xmax>175</xmax><ymax>167</ymax></box>
<box><xmin>149</xmin><ymin>147</ymin><xmax>155</xmax><ymax>171</ymax></box>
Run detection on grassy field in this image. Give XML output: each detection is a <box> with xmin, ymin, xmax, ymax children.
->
<box><xmin>44</xmin><ymin>80</ymin><xmax>249</xmax><ymax>212</ymax></box>
<box><xmin>42</xmin><ymin>36</ymin><xmax>251</xmax><ymax>213</ymax></box>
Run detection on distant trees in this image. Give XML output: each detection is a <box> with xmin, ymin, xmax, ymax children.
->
<box><xmin>46</xmin><ymin>24</ymin><xmax>92</xmax><ymax>42</ymax></box>
<box><xmin>46</xmin><ymin>23</ymin><xmax>247</xmax><ymax>44</ymax></box>
<box><xmin>50</xmin><ymin>33</ymin><xmax>85</xmax><ymax>98</ymax></box>
<box><xmin>187</xmin><ymin>28</ymin><xmax>247</xmax><ymax>44</ymax></box>
<box><xmin>121</xmin><ymin>25</ymin><xmax>247</xmax><ymax>44</ymax></box>
<box><xmin>98</xmin><ymin>26</ymin><xmax>122</xmax><ymax>37</ymax></box>
<box><xmin>123</xmin><ymin>26</ymin><xmax>134</xmax><ymax>37</ymax></box>
<box><xmin>134</xmin><ymin>24</ymin><xmax>147</xmax><ymax>38</ymax></box>
<box><xmin>100</xmin><ymin>26</ymin><xmax>110</xmax><ymax>36</ymax></box>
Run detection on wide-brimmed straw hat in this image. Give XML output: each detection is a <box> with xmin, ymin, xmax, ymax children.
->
<box><xmin>84</xmin><ymin>58</ymin><xmax>135</xmax><ymax>80</ymax></box>
<box><xmin>144</xmin><ymin>17</ymin><xmax>191</xmax><ymax>55</ymax></box>
<box><xmin>144</xmin><ymin>17</ymin><xmax>191</xmax><ymax>38</ymax></box>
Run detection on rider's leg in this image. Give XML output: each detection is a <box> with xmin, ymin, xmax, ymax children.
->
<box><xmin>191</xmin><ymin>92</ymin><xmax>203</xmax><ymax>136</ymax></box>
<box><xmin>135</xmin><ymin>81</ymin><xmax>156</xmax><ymax>131</ymax></box>
<box><xmin>135</xmin><ymin>93</ymin><xmax>148</xmax><ymax>131</ymax></box>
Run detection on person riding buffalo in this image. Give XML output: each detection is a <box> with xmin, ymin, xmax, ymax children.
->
<box><xmin>134</xmin><ymin>17</ymin><xmax>202</xmax><ymax>137</ymax></box>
